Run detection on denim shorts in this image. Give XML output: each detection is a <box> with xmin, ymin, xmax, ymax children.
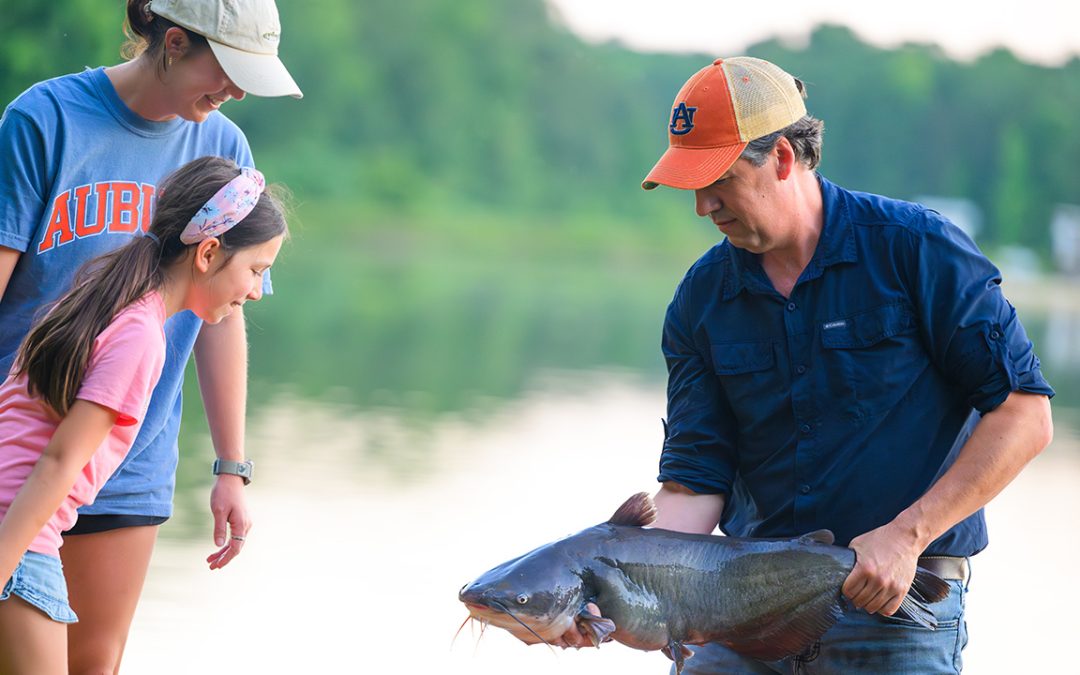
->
<box><xmin>673</xmin><ymin>579</ymin><xmax>967</xmax><ymax>674</ymax></box>
<box><xmin>0</xmin><ymin>551</ymin><xmax>78</xmax><ymax>623</ymax></box>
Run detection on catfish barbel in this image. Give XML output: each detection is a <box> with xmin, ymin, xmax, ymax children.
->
<box><xmin>458</xmin><ymin>492</ymin><xmax>950</xmax><ymax>673</ymax></box>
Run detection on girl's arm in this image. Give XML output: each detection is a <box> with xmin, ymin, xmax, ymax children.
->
<box><xmin>193</xmin><ymin>308</ymin><xmax>251</xmax><ymax>569</ymax></box>
<box><xmin>0</xmin><ymin>400</ymin><xmax>117</xmax><ymax>585</ymax></box>
<box><xmin>0</xmin><ymin>246</ymin><xmax>19</xmax><ymax>300</ymax></box>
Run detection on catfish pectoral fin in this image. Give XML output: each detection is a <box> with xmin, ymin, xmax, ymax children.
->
<box><xmin>661</xmin><ymin>640</ymin><xmax>694</xmax><ymax>675</ymax></box>
<box><xmin>912</xmin><ymin>567</ymin><xmax>951</xmax><ymax>604</ymax></box>
<box><xmin>892</xmin><ymin>566</ymin><xmax>951</xmax><ymax>629</ymax></box>
<box><xmin>576</xmin><ymin>608</ymin><xmax>616</xmax><ymax>647</ymax></box>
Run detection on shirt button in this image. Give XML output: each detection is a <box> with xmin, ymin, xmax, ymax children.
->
<box><xmin>990</xmin><ymin>330</ymin><xmax>1001</xmax><ymax>339</ymax></box>
<box><xmin>786</xmin><ymin>302</ymin><xmax>797</xmax><ymax>312</ymax></box>
<box><xmin>799</xmin><ymin>484</ymin><xmax>811</xmax><ymax>494</ymax></box>
<box><xmin>799</xmin><ymin>423</ymin><xmax>811</xmax><ymax>434</ymax></box>
<box><xmin>795</xmin><ymin>364</ymin><xmax>807</xmax><ymax>374</ymax></box>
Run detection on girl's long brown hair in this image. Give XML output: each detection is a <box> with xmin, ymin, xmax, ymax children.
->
<box><xmin>15</xmin><ymin>156</ymin><xmax>288</xmax><ymax>416</ymax></box>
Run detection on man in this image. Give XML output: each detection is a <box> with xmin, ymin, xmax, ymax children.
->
<box><xmin>562</xmin><ymin>57</ymin><xmax>1054</xmax><ymax>673</ymax></box>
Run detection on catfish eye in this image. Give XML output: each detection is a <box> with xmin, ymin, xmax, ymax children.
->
<box><xmin>516</xmin><ymin>594</ymin><xmax>529</xmax><ymax>605</ymax></box>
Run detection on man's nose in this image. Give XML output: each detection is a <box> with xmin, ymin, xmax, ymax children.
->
<box><xmin>695</xmin><ymin>188</ymin><xmax>720</xmax><ymax>218</ymax></box>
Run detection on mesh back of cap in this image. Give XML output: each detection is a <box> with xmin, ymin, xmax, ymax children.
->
<box><xmin>724</xmin><ymin>58</ymin><xmax>807</xmax><ymax>141</ymax></box>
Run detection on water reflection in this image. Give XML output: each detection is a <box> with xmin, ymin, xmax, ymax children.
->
<box><xmin>129</xmin><ymin>373</ymin><xmax>1080</xmax><ymax>674</ymax></box>
<box><xmin>147</xmin><ymin>268</ymin><xmax>1080</xmax><ymax>672</ymax></box>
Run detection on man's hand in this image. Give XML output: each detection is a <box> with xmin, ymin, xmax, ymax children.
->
<box><xmin>206</xmin><ymin>474</ymin><xmax>251</xmax><ymax>570</ymax></box>
<box><xmin>842</xmin><ymin>522</ymin><xmax>922</xmax><ymax>616</ymax></box>
<box><xmin>553</xmin><ymin>603</ymin><xmax>606</xmax><ymax>649</ymax></box>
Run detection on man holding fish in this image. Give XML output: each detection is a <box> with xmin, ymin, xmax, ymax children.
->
<box><xmin>562</xmin><ymin>56</ymin><xmax>1054</xmax><ymax>673</ymax></box>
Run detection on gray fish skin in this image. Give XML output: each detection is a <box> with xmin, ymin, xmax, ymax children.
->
<box><xmin>459</xmin><ymin>493</ymin><xmax>949</xmax><ymax>667</ymax></box>
<box><xmin>576</xmin><ymin>524</ymin><xmax>852</xmax><ymax>659</ymax></box>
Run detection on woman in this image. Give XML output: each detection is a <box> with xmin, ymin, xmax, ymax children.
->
<box><xmin>0</xmin><ymin>1</ymin><xmax>301</xmax><ymax>671</ymax></box>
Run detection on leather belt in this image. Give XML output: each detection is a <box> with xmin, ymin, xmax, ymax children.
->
<box><xmin>917</xmin><ymin>555</ymin><xmax>969</xmax><ymax>584</ymax></box>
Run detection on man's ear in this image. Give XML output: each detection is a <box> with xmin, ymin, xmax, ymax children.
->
<box><xmin>774</xmin><ymin>136</ymin><xmax>795</xmax><ymax>180</ymax></box>
<box><xmin>193</xmin><ymin>237</ymin><xmax>222</xmax><ymax>273</ymax></box>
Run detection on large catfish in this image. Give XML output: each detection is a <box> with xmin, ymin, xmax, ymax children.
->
<box><xmin>458</xmin><ymin>492</ymin><xmax>950</xmax><ymax>673</ymax></box>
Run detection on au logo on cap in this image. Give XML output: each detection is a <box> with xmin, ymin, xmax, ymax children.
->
<box><xmin>669</xmin><ymin>102</ymin><xmax>697</xmax><ymax>136</ymax></box>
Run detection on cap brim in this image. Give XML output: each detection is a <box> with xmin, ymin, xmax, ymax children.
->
<box><xmin>208</xmin><ymin>41</ymin><xmax>303</xmax><ymax>99</ymax></box>
<box><xmin>641</xmin><ymin>143</ymin><xmax>746</xmax><ymax>190</ymax></box>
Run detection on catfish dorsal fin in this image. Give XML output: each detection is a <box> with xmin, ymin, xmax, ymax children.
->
<box><xmin>797</xmin><ymin>529</ymin><xmax>835</xmax><ymax>546</ymax></box>
<box><xmin>608</xmin><ymin>492</ymin><xmax>657</xmax><ymax>527</ymax></box>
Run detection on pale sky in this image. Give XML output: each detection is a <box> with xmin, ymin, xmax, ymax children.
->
<box><xmin>545</xmin><ymin>0</ymin><xmax>1080</xmax><ymax>67</ymax></box>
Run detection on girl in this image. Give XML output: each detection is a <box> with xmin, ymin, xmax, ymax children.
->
<box><xmin>0</xmin><ymin>1</ymin><xmax>300</xmax><ymax>670</ymax></box>
<box><xmin>0</xmin><ymin>156</ymin><xmax>287</xmax><ymax>674</ymax></box>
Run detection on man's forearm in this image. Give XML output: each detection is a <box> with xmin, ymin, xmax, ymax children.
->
<box><xmin>889</xmin><ymin>391</ymin><xmax>1052</xmax><ymax>551</ymax></box>
<box><xmin>652</xmin><ymin>481</ymin><xmax>727</xmax><ymax>534</ymax></box>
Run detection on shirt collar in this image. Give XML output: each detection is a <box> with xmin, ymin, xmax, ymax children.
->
<box><xmin>720</xmin><ymin>173</ymin><xmax>857</xmax><ymax>301</ymax></box>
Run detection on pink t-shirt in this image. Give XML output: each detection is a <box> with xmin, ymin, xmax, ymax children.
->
<box><xmin>0</xmin><ymin>292</ymin><xmax>166</xmax><ymax>557</ymax></box>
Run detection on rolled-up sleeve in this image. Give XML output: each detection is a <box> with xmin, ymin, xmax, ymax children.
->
<box><xmin>907</xmin><ymin>212</ymin><xmax>1054</xmax><ymax>413</ymax></box>
<box><xmin>658</xmin><ymin>278</ymin><xmax>739</xmax><ymax>493</ymax></box>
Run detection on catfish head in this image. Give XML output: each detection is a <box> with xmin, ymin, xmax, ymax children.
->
<box><xmin>458</xmin><ymin>493</ymin><xmax>655</xmax><ymax>648</ymax></box>
<box><xmin>459</xmin><ymin>538</ymin><xmax>587</xmax><ymax>645</ymax></box>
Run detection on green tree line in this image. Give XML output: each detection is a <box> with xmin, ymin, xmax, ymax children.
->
<box><xmin>3</xmin><ymin>1</ymin><xmax>1078</xmax><ymax>251</ymax></box>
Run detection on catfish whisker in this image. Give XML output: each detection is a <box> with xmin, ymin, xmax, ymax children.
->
<box><xmin>490</xmin><ymin>601</ymin><xmax>558</xmax><ymax>656</ymax></box>
<box><xmin>451</xmin><ymin>614</ymin><xmax>472</xmax><ymax>648</ymax></box>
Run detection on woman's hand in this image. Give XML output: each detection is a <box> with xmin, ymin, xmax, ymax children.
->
<box><xmin>205</xmin><ymin>474</ymin><xmax>251</xmax><ymax>570</ymax></box>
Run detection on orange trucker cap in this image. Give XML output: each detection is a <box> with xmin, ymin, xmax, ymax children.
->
<box><xmin>642</xmin><ymin>57</ymin><xmax>806</xmax><ymax>190</ymax></box>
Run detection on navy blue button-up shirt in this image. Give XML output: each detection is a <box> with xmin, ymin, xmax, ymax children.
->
<box><xmin>658</xmin><ymin>176</ymin><xmax>1054</xmax><ymax>557</ymax></box>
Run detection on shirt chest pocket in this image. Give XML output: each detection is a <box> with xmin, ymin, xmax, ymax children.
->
<box><xmin>711</xmin><ymin>341</ymin><xmax>778</xmax><ymax>418</ymax></box>
<box><xmin>819</xmin><ymin>303</ymin><xmax>925</xmax><ymax>418</ymax></box>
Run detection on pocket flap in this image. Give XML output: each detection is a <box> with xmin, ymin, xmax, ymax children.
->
<box><xmin>711</xmin><ymin>341</ymin><xmax>775</xmax><ymax>374</ymax></box>
<box><xmin>821</xmin><ymin>303</ymin><xmax>915</xmax><ymax>349</ymax></box>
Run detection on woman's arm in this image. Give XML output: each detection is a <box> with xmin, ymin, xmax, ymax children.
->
<box><xmin>0</xmin><ymin>247</ymin><xmax>20</xmax><ymax>300</ymax></box>
<box><xmin>0</xmin><ymin>400</ymin><xmax>117</xmax><ymax>585</ymax></box>
<box><xmin>193</xmin><ymin>308</ymin><xmax>252</xmax><ymax>569</ymax></box>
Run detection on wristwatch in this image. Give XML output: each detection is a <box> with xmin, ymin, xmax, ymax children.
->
<box><xmin>212</xmin><ymin>459</ymin><xmax>254</xmax><ymax>485</ymax></box>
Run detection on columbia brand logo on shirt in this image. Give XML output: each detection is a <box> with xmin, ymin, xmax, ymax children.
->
<box><xmin>37</xmin><ymin>182</ymin><xmax>156</xmax><ymax>253</ymax></box>
<box><xmin>823</xmin><ymin>320</ymin><xmax>847</xmax><ymax>330</ymax></box>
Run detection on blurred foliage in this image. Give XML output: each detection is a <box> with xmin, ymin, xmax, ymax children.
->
<box><xmin>10</xmin><ymin>0</ymin><xmax>1076</xmax><ymax>496</ymax></box>
<box><xmin>4</xmin><ymin>2</ymin><xmax>1079</xmax><ymax>249</ymax></box>
<box><xmin>5</xmin><ymin>1</ymin><xmax>1080</xmax><ymax>420</ymax></box>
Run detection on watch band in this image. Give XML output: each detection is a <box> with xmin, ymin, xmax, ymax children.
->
<box><xmin>212</xmin><ymin>459</ymin><xmax>254</xmax><ymax>485</ymax></box>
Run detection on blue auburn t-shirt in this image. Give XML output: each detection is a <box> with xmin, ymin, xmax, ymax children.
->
<box><xmin>0</xmin><ymin>67</ymin><xmax>262</xmax><ymax>517</ymax></box>
<box><xmin>658</xmin><ymin>175</ymin><xmax>1054</xmax><ymax>558</ymax></box>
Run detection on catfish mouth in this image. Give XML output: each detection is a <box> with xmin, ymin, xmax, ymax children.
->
<box><xmin>461</xmin><ymin>599</ymin><xmax>563</xmax><ymax>647</ymax></box>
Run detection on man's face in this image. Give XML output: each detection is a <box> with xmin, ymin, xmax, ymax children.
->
<box><xmin>693</xmin><ymin>156</ymin><xmax>785</xmax><ymax>254</ymax></box>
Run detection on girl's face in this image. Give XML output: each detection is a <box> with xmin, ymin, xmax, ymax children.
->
<box><xmin>191</xmin><ymin>235</ymin><xmax>285</xmax><ymax>324</ymax></box>
<box><xmin>166</xmin><ymin>44</ymin><xmax>246</xmax><ymax>122</ymax></box>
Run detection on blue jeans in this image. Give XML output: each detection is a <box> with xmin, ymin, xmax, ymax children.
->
<box><xmin>671</xmin><ymin>580</ymin><xmax>967</xmax><ymax>674</ymax></box>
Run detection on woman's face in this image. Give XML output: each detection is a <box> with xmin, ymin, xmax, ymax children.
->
<box><xmin>165</xmin><ymin>42</ymin><xmax>246</xmax><ymax>122</ymax></box>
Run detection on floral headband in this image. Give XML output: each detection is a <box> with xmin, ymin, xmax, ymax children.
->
<box><xmin>179</xmin><ymin>167</ymin><xmax>266</xmax><ymax>244</ymax></box>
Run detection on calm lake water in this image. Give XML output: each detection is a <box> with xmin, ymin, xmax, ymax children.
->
<box><xmin>123</xmin><ymin>273</ymin><xmax>1080</xmax><ymax>674</ymax></box>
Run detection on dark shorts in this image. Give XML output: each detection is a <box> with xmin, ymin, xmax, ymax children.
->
<box><xmin>63</xmin><ymin>514</ymin><xmax>169</xmax><ymax>536</ymax></box>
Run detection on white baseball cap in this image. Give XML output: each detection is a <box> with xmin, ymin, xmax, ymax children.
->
<box><xmin>148</xmin><ymin>0</ymin><xmax>303</xmax><ymax>98</ymax></box>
